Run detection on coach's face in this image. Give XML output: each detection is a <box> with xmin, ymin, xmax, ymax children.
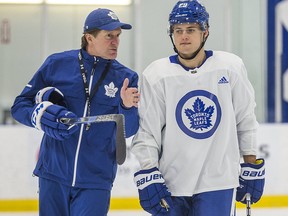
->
<box><xmin>86</xmin><ymin>28</ymin><xmax>121</xmax><ymax>60</ymax></box>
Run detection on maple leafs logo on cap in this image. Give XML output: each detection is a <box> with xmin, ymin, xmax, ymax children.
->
<box><xmin>108</xmin><ymin>11</ymin><xmax>119</xmax><ymax>20</ymax></box>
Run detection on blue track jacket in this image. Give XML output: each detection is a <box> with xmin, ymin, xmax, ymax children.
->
<box><xmin>11</xmin><ymin>49</ymin><xmax>139</xmax><ymax>190</ymax></box>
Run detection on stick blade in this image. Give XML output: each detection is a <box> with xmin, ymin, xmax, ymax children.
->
<box><xmin>115</xmin><ymin>114</ymin><xmax>126</xmax><ymax>165</ymax></box>
<box><xmin>60</xmin><ymin>114</ymin><xmax>127</xmax><ymax>165</ymax></box>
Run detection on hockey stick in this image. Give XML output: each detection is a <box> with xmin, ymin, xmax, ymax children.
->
<box><xmin>60</xmin><ymin>114</ymin><xmax>126</xmax><ymax>165</ymax></box>
<box><xmin>160</xmin><ymin>199</ymin><xmax>170</xmax><ymax>211</ymax></box>
<box><xmin>246</xmin><ymin>193</ymin><xmax>251</xmax><ymax>216</ymax></box>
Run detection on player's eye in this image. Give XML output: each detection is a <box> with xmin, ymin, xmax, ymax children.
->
<box><xmin>174</xmin><ymin>28</ymin><xmax>196</xmax><ymax>35</ymax></box>
<box><xmin>174</xmin><ymin>29</ymin><xmax>184</xmax><ymax>35</ymax></box>
<box><xmin>186</xmin><ymin>29</ymin><xmax>195</xmax><ymax>34</ymax></box>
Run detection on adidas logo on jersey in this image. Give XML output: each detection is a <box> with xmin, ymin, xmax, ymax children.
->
<box><xmin>218</xmin><ymin>76</ymin><xmax>229</xmax><ymax>84</ymax></box>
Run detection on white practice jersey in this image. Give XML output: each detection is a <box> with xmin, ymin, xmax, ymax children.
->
<box><xmin>132</xmin><ymin>50</ymin><xmax>258</xmax><ymax>196</ymax></box>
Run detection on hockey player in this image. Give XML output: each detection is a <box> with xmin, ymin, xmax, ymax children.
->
<box><xmin>132</xmin><ymin>0</ymin><xmax>265</xmax><ymax>215</ymax></box>
<box><xmin>11</xmin><ymin>8</ymin><xmax>139</xmax><ymax>216</ymax></box>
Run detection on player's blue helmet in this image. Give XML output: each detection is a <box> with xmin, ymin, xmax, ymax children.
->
<box><xmin>169</xmin><ymin>0</ymin><xmax>209</xmax><ymax>33</ymax></box>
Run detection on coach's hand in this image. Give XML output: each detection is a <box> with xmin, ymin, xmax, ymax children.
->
<box><xmin>120</xmin><ymin>78</ymin><xmax>140</xmax><ymax>108</ymax></box>
<box><xmin>134</xmin><ymin>167</ymin><xmax>173</xmax><ymax>215</ymax></box>
<box><xmin>236</xmin><ymin>158</ymin><xmax>265</xmax><ymax>204</ymax></box>
<box><xmin>31</xmin><ymin>102</ymin><xmax>78</xmax><ymax>140</ymax></box>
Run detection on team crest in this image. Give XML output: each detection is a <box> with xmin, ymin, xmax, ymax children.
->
<box><xmin>104</xmin><ymin>82</ymin><xmax>118</xmax><ymax>98</ymax></box>
<box><xmin>184</xmin><ymin>97</ymin><xmax>214</xmax><ymax>131</ymax></box>
<box><xmin>175</xmin><ymin>90</ymin><xmax>222</xmax><ymax>139</ymax></box>
<box><xmin>108</xmin><ymin>11</ymin><xmax>118</xmax><ymax>20</ymax></box>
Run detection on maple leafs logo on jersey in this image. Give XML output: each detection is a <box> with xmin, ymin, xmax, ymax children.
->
<box><xmin>184</xmin><ymin>97</ymin><xmax>214</xmax><ymax>131</ymax></box>
<box><xmin>176</xmin><ymin>90</ymin><xmax>221</xmax><ymax>139</ymax></box>
<box><xmin>104</xmin><ymin>82</ymin><xmax>118</xmax><ymax>98</ymax></box>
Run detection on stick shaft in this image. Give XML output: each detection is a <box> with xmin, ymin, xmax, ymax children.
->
<box><xmin>246</xmin><ymin>193</ymin><xmax>251</xmax><ymax>216</ymax></box>
<box><xmin>60</xmin><ymin>114</ymin><xmax>120</xmax><ymax>125</ymax></box>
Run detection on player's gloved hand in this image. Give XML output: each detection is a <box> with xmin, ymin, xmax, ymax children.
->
<box><xmin>134</xmin><ymin>167</ymin><xmax>173</xmax><ymax>215</ymax></box>
<box><xmin>35</xmin><ymin>87</ymin><xmax>67</xmax><ymax>107</ymax></box>
<box><xmin>236</xmin><ymin>158</ymin><xmax>265</xmax><ymax>204</ymax></box>
<box><xmin>31</xmin><ymin>101</ymin><xmax>78</xmax><ymax>140</ymax></box>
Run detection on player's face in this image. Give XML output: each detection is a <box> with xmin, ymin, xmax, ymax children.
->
<box><xmin>86</xmin><ymin>28</ymin><xmax>122</xmax><ymax>59</ymax></box>
<box><xmin>173</xmin><ymin>23</ymin><xmax>205</xmax><ymax>57</ymax></box>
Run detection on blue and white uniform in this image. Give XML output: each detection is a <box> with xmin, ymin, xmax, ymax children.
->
<box><xmin>11</xmin><ymin>48</ymin><xmax>139</xmax><ymax>190</ymax></box>
<box><xmin>132</xmin><ymin>50</ymin><xmax>258</xmax><ymax>214</ymax></box>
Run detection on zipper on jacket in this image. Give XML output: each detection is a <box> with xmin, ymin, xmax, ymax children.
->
<box><xmin>72</xmin><ymin>57</ymin><xmax>96</xmax><ymax>187</ymax></box>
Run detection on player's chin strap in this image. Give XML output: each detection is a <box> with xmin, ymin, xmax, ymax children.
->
<box><xmin>169</xmin><ymin>31</ymin><xmax>209</xmax><ymax>60</ymax></box>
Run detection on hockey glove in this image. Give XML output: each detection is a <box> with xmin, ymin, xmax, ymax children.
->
<box><xmin>31</xmin><ymin>101</ymin><xmax>78</xmax><ymax>140</ymax></box>
<box><xmin>35</xmin><ymin>87</ymin><xmax>67</xmax><ymax>107</ymax></box>
<box><xmin>236</xmin><ymin>158</ymin><xmax>265</xmax><ymax>204</ymax></box>
<box><xmin>134</xmin><ymin>167</ymin><xmax>173</xmax><ymax>215</ymax></box>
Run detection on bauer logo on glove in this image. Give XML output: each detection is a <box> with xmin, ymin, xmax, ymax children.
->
<box><xmin>134</xmin><ymin>167</ymin><xmax>173</xmax><ymax>215</ymax></box>
<box><xmin>135</xmin><ymin>169</ymin><xmax>165</xmax><ymax>189</ymax></box>
<box><xmin>240</xmin><ymin>166</ymin><xmax>265</xmax><ymax>179</ymax></box>
<box><xmin>236</xmin><ymin>158</ymin><xmax>265</xmax><ymax>204</ymax></box>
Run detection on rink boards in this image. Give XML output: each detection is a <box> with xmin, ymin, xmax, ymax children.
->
<box><xmin>0</xmin><ymin>124</ymin><xmax>287</xmax><ymax>211</ymax></box>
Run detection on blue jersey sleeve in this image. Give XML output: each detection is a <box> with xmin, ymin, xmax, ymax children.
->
<box><xmin>11</xmin><ymin>58</ymin><xmax>50</xmax><ymax>127</ymax></box>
